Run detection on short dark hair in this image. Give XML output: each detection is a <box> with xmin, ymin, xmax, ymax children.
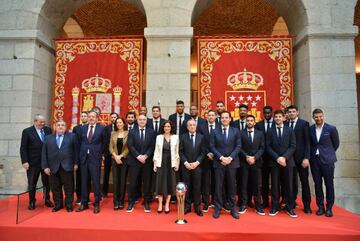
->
<box><xmin>88</xmin><ymin>110</ymin><xmax>98</xmax><ymax>117</ymax></box>
<box><xmin>110</xmin><ymin>112</ymin><xmax>119</xmax><ymax>117</ymax></box>
<box><xmin>246</xmin><ymin>115</ymin><xmax>256</xmax><ymax>121</ymax></box>
<box><xmin>176</xmin><ymin>100</ymin><xmax>184</xmax><ymax>105</ymax></box>
<box><xmin>312</xmin><ymin>108</ymin><xmax>323</xmax><ymax>116</ymax></box>
<box><xmin>287</xmin><ymin>105</ymin><xmax>298</xmax><ymax>111</ymax></box>
<box><xmin>216</xmin><ymin>100</ymin><xmax>224</xmax><ymax>105</ymax></box>
<box><xmin>239</xmin><ymin>104</ymin><xmax>248</xmax><ymax>110</ymax></box>
<box><xmin>114</xmin><ymin>117</ymin><xmax>128</xmax><ymax>131</ymax></box>
<box><xmin>81</xmin><ymin>111</ymin><xmax>88</xmax><ymax>115</ymax></box>
<box><xmin>126</xmin><ymin>111</ymin><xmax>136</xmax><ymax>118</ymax></box>
<box><xmin>263</xmin><ymin>106</ymin><xmax>273</xmax><ymax>112</ymax></box>
<box><xmin>152</xmin><ymin>106</ymin><xmax>161</xmax><ymax>111</ymax></box>
<box><xmin>208</xmin><ymin>110</ymin><xmax>216</xmax><ymax>115</ymax></box>
<box><xmin>159</xmin><ymin>120</ymin><xmax>175</xmax><ymax>134</ymax></box>
<box><xmin>220</xmin><ymin>111</ymin><xmax>231</xmax><ymax>117</ymax></box>
<box><xmin>274</xmin><ymin>109</ymin><xmax>285</xmax><ymax>116</ymax></box>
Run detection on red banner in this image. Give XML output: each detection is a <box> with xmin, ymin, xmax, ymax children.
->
<box><xmin>197</xmin><ymin>36</ymin><xmax>293</xmax><ymax>121</ymax></box>
<box><xmin>52</xmin><ymin>38</ymin><xmax>143</xmax><ymax>128</ymax></box>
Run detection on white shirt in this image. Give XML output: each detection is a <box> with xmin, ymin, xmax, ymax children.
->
<box><xmin>265</xmin><ymin>118</ymin><xmax>273</xmax><ymax>133</ymax></box>
<box><xmin>289</xmin><ymin>117</ymin><xmax>298</xmax><ymax>129</ymax></box>
<box><xmin>139</xmin><ymin>127</ymin><xmax>146</xmax><ymax>140</ymax></box>
<box><xmin>221</xmin><ymin>125</ymin><xmax>229</xmax><ymax>139</ymax></box>
<box><xmin>128</xmin><ymin>124</ymin><xmax>134</xmax><ymax>131</ymax></box>
<box><xmin>152</xmin><ymin>118</ymin><xmax>160</xmax><ymax>130</ymax></box>
<box><xmin>315</xmin><ymin>123</ymin><xmax>324</xmax><ymax>155</ymax></box>
<box><xmin>247</xmin><ymin>128</ymin><xmax>254</xmax><ymax>142</ymax></box>
<box><xmin>239</xmin><ymin>118</ymin><xmax>246</xmax><ymax>130</ymax></box>
<box><xmin>87</xmin><ymin>124</ymin><xmax>96</xmax><ymax>138</ymax></box>
<box><xmin>34</xmin><ymin>126</ymin><xmax>44</xmax><ymax>140</ymax></box>
<box><xmin>176</xmin><ymin>113</ymin><xmax>184</xmax><ymax>134</ymax></box>
<box><xmin>208</xmin><ymin>122</ymin><xmax>215</xmax><ymax>133</ymax></box>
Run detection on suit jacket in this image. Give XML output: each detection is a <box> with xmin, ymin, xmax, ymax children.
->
<box><xmin>285</xmin><ymin>118</ymin><xmax>310</xmax><ymax>164</ymax></box>
<box><xmin>78</xmin><ymin>124</ymin><xmax>107</xmax><ymax>165</ymax></box>
<box><xmin>168</xmin><ymin>113</ymin><xmax>191</xmax><ymax>135</ymax></box>
<box><xmin>231</xmin><ymin>118</ymin><xmax>247</xmax><ymax>131</ymax></box>
<box><xmin>104</xmin><ymin>123</ymin><xmax>115</xmax><ymax>155</ymax></box>
<box><xmin>266</xmin><ymin>125</ymin><xmax>296</xmax><ymax>167</ymax></box>
<box><xmin>209</xmin><ymin>126</ymin><xmax>241</xmax><ymax>169</ymax></box>
<box><xmin>147</xmin><ymin>118</ymin><xmax>166</xmax><ymax>135</ymax></box>
<box><xmin>179</xmin><ymin>133</ymin><xmax>206</xmax><ymax>165</ymax></box>
<box><xmin>109</xmin><ymin>130</ymin><xmax>129</xmax><ymax>158</ymax></box>
<box><xmin>255</xmin><ymin>119</ymin><xmax>276</xmax><ymax>134</ymax></box>
<box><xmin>41</xmin><ymin>132</ymin><xmax>78</xmax><ymax>173</ymax></box>
<box><xmin>198</xmin><ymin>121</ymin><xmax>219</xmax><ymax>154</ymax></box>
<box><xmin>239</xmin><ymin>129</ymin><xmax>265</xmax><ymax>168</ymax></box>
<box><xmin>309</xmin><ymin>123</ymin><xmax>339</xmax><ymax>165</ymax></box>
<box><xmin>127</xmin><ymin>126</ymin><xmax>156</xmax><ymax>166</ymax></box>
<box><xmin>20</xmin><ymin>125</ymin><xmax>52</xmax><ymax>165</ymax></box>
<box><xmin>153</xmin><ymin>134</ymin><xmax>180</xmax><ymax>168</ymax></box>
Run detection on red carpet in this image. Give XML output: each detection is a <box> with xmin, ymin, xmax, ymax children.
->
<box><xmin>0</xmin><ymin>194</ymin><xmax>359</xmax><ymax>241</ymax></box>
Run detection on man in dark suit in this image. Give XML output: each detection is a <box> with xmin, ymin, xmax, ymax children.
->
<box><xmin>20</xmin><ymin>114</ymin><xmax>53</xmax><ymax>210</ymax></box>
<box><xmin>126</xmin><ymin>111</ymin><xmax>137</xmax><ymax>131</ymax></box>
<box><xmin>168</xmin><ymin>100</ymin><xmax>191</xmax><ymax>135</ymax></box>
<box><xmin>189</xmin><ymin>105</ymin><xmax>207</xmax><ymax>133</ymax></box>
<box><xmin>41</xmin><ymin>120</ymin><xmax>78</xmax><ymax>212</ymax></box>
<box><xmin>148</xmin><ymin>106</ymin><xmax>166</xmax><ymax>135</ymax></box>
<box><xmin>199</xmin><ymin>110</ymin><xmax>218</xmax><ymax>212</ymax></box>
<box><xmin>215</xmin><ymin>100</ymin><xmax>225</xmax><ymax>124</ymax></box>
<box><xmin>72</xmin><ymin>111</ymin><xmax>90</xmax><ymax>205</ymax></box>
<box><xmin>310</xmin><ymin>108</ymin><xmax>339</xmax><ymax>217</ymax></box>
<box><xmin>231</xmin><ymin>104</ymin><xmax>248</xmax><ymax>131</ymax></box>
<box><xmin>102</xmin><ymin>112</ymin><xmax>119</xmax><ymax>197</ymax></box>
<box><xmin>255</xmin><ymin>105</ymin><xmax>274</xmax><ymax>208</ymax></box>
<box><xmin>238</xmin><ymin>115</ymin><xmax>265</xmax><ymax>215</ymax></box>
<box><xmin>76</xmin><ymin>110</ymin><xmax>106</xmax><ymax>214</ymax></box>
<box><xmin>285</xmin><ymin>105</ymin><xmax>312</xmax><ymax>214</ymax></box>
<box><xmin>126</xmin><ymin>114</ymin><xmax>155</xmax><ymax>213</ymax></box>
<box><xmin>180</xmin><ymin>119</ymin><xmax>206</xmax><ymax>216</ymax></box>
<box><xmin>266</xmin><ymin>110</ymin><xmax>297</xmax><ymax>218</ymax></box>
<box><xmin>210</xmin><ymin>111</ymin><xmax>241</xmax><ymax>219</ymax></box>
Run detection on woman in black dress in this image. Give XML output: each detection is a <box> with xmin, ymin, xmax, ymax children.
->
<box><xmin>109</xmin><ymin>117</ymin><xmax>129</xmax><ymax>210</ymax></box>
<box><xmin>153</xmin><ymin>120</ymin><xmax>179</xmax><ymax>213</ymax></box>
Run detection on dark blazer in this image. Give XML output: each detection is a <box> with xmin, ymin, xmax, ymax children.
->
<box><xmin>20</xmin><ymin>126</ymin><xmax>52</xmax><ymax>165</ymax></box>
<box><xmin>255</xmin><ymin>119</ymin><xmax>276</xmax><ymax>134</ymax></box>
<box><xmin>78</xmin><ymin>124</ymin><xmax>107</xmax><ymax>165</ymax></box>
<box><xmin>239</xmin><ymin>129</ymin><xmax>265</xmax><ymax>168</ymax></box>
<box><xmin>266</xmin><ymin>125</ymin><xmax>296</xmax><ymax>167</ymax></box>
<box><xmin>127</xmin><ymin>127</ymin><xmax>155</xmax><ymax>166</ymax></box>
<box><xmin>194</xmin><ymin>117</ymin><xmax>207</xmax><ymax>133</ymax></box>
<box><xmin>147</xmin><ymin>118</ymin><xmax>166</xmax><ymax>134</ymax></box>
<box><xmin>209</xmin><ymin>126</ymin><xmax>241</xmax><ymax>169</ymax></box>
<box><xmin>231</xmin><ymin>118</ymin><xmax>247</xmax><ymax>131</ymax></box>
<box><xmin>198</xmin><ymin>121</ymin><xmax>219</xmax><ymax>154</ymax></box>
<box><xmin>179</xmin><ymin>133</ymin><xmax>206</xmax><ymax>165</ymax></box>
<box><xmin>309</xmin><ymin>123</ymin><xmax>339</xmax><ymax>165</ymax></box>
<box><xmin>41</xmin><ymin>132</ymin><xmax>78</xmax><ymax>173</ymax></box>
<box><xmin>285</xmin><ymin>118</ymin><xmax>310</xmax><ymax>164</ymax></box>
<box><xmin>168</xmin><ymin>113</ymin><xmax>191</xmax><ymax>135</ymax></box>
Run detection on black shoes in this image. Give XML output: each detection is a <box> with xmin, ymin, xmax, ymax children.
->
<box><xmin>66</xmin><ymin>206</ymin><xmax>73</xmax><ymax>212</ymax></box>
<box><xmin>76</xmin><ymin>204</ymin><xmax>89</xmax><ymax>212</ymax></box>
<box><xmin>316</xmin><ymin>206</ymin><xmax>325</xmax><ymax>216</ymax></box>
<box><xmin>238</xmin><ymin>206</ymin><xmax>247</xmax><ymax>214</ymax></box>
<box><xmin>286</xmin><ymin>208</ymin><xmax>298</xmax><ymax>218</ymax></box>
<box><xmin>269</xmin><ymin>207</ymin><xmax>279</xmax><ymax>216</ymax></box>
<box><xmin>195</xmin><ymin>209</ymin><xmax>203</xmax><ymax>216</ymax></box>
<box><xmin>325</xmin><ymin>209</ymin><xmax>333</xmax><ymax>217</ymax></box>
<box><xmin>119</xmin><ymin>201</ymin><xmax>124</xmax><ymax>210</ymax></box>
<box><xmin>184</xmin><ymin>206</ymin><xmax>191</xmax><ymax>214</ymax></box>
<box><xmin>93</xmin><ymin>204</ymin><xmax>100</xmax><ymax>214</ymax></box>
<box><xmin>126</xmin><ymin>203</ymin><xmax>134</xmax><ymax>213</ymax></box>
<box><xmin>28</xmin><ymin>201</ymin><xmax>35</xmax><ymax>210</ymax></box>
<box><xmin>304</xmin><ymin>206</ymin><xmax>312</xmax><ymax>214</ymax></box>
<box><xmin>52</xmin><ymin>206</ymin><xmax>63</xmax><ymax>212</ymax></box>
<box><xmin>231</xmin><ymin>211</ymin><xmax>239</xmax><ymax>219</ymax></box>
<box><xmin>45</xmin><ymin>199</ymin><xmax>54</xmax><ymax>208</ymax></box>
<box><xmin>203</xmin><ymin>203</ymin><xmax>209</xmax><ymax>213</ymax></box>
<box><xmin>144</xmin><ymin>202</ymin><xmax>151</xmax><ymax>213</ymax></box>
<box><xmin>213</xmin><ymin>209</ymin><xmax>220</xmax><ymax>219</ymax></box>
<box><xmin>255</xmin><ymin>207</ymin><xmax>266</xmax><ymax>216</ymax></box>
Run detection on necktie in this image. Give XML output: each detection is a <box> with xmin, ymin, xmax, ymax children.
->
<box><xmin>290</xmin><ymin>121</ymin><xmax>294</xmax><ymax>129</ymax></box>
<box><xmin>240</xmin><ymin>121</ymin><xmax>245</xmax><ymax>130</ymax></box>
<box><xmin>40</xmin><ymin>129</ymin><xmax>45</xmax><ymax>142</ymax></box>
<box><xmin>248</xmin><ymin>131</ymin><xmax>253</xmax><ymax>143</ymax></box>
<box><xmin>223</xmin><ymin>128</ymin><xmax>227</xmax><ymax>143</ymax></box>
<box><xmin>266</xmin><ymin>121</ymin><xmax>271</xmax><ymax>133</ymax></box>
<box><xmin>178</xmin><ymin>115</ymin><xmax>182</xmax><ymax>132</ymax></box>
<box><xmin>210</xmin><ymin>124</ymin><xmax>214</xmax><ymax>134</ymax></box>
<box><xmin>277</xmin><ymin>127</ymin><xmax>282</xmax><ymax>143</ymax></box>
<box><xmin>56</xmin><ymin>135</ymin><xmax>62</xmax><ymax>148</ymax></box>
<box><xmin>140</xmin><ymin>129</ymin><xmax>145</xmax><ymax>142</ymax></box>
<box><xmin>88</xmin><ymin>125</ymin><xmax>94</xmax><ymax>143</ymax></box>
<box><xmin>155</xmin><ymin>121</ymin><xmax>159</xmax><ymax>133</ymax></box>
<box><xmin>190</xmin><ymin>134</ymin><xmax>195</xmax><ymax>148</ymax></box>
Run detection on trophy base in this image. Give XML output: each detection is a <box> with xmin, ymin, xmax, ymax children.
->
<box><xmin>175</xmin><ymin>219</ymin><xmax>187</xmax><ymax>225</ymax></box>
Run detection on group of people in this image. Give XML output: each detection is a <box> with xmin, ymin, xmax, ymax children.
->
<box><xmin>20</xmin><ymin>100</ymin><xmax>339</xmax><ymax>219</ymax></box>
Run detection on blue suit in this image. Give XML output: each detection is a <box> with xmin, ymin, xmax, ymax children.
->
<box><xmin>78</xmin><ymin>124</ymin><xmax>106</xmax><ymax>205</ymax></box>
<box><xmin>310</xmin><ymin>123</ymin><xmax>339</xmax><ymax>210</ymax></box>
<box><xmin>210</xmin><ymin>126</ymin><xmax>241</xmax><ymax>213</ymax></box>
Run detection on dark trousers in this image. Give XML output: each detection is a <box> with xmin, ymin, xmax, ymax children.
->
<box><xmin>201</xmin><ymin>158</ymin><xmax>214</xmax><ymax>205</ymax></box>
<box><xmin>80</xmin><ymin>160</ymin><xmax>101</xmax><ymax>205</ymax></box>
<box><xmin>293</xmin><ymin>164</ymin><xmax>311</xmax><ymax>208</ymax></box>
<box><xmin>236</xmin><ymin>168</ymin><xmax>253</xmax><ymax>205</ymax></box>
<box><xmin>102</xmin><ymin>154</ymin><xmax>112</xmax><ymax>195</ymax></box>
<box><xmin>182</xmin><ymin>166</ymin><xmax>202</xmax><ymax>209</ymax></box>
<box><xmin>270</xmin><ymin>164</ymin><xmax>294</xmax><ymax>210</ymax></box>
<box><xmin>214</xmin><ymin>167</ymin><xmax>237</xmax><ymax>213</ymax></box>
<box><xmin>128</xmin><ymin>161</ymin><xmax>152</xmax><ymax>204</ymax></box>
<box><xmin>26</xmin><ymin>165</ymin><xmax>51</xmax><ymax>203</ymax></box>
<box><xmin>75</xmin><ymin>165</ymin><xmax>91</xmax><ymax>201</ymax></box>
<box><xmin>261</xmin><ymin>163</ymin><xmax>271</xmax><ymax>206</ymax></box>
<box><xmin>311</xmin><ymin>156</ymin><xmax>335</xmax><ymax>210</ymax></box>
<box><xmin>112</xmin><ymin>159</ymin><xmax>126</xmax><ymax>206</ymax></box>
<box><xmin>49</xmin><ymin>166</ymin><xmax>74</xmax><ymax>208</ymax></box>
<box><xmin>239</xmin><ymin>165</ymin><xmax>261</xmax><ymax>208</ymax></box>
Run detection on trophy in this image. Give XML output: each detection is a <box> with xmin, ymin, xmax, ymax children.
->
<box><xmin>175</xmin><ymin>182</ymin><xmax>187</xmax><ymax>224</ymax></box>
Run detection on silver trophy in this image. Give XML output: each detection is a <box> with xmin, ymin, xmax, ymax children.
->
<box><xmin>175</xmin><ymin>182</ymin><xmax>187</xmax><ymax>224</ymax></box>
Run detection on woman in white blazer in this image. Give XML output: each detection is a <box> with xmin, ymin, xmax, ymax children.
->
<box><xmin>153</xmin><ymin>120</ymin><xmax>180</xmax><ymax>214</ymax></box>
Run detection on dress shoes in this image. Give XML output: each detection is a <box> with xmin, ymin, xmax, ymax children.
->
<box><xmin>195</xmin><ymin>209</ymin><xmax>203</xmax><ymax>216</ymax></box>
<box><xmin>28</xmin><ymin>201</ymin><xmax>35</xmax><ymax>210</ymax></box>
<box><xmin>52</xmin><ymin>206</ymin><xmax>63</xmax><ymax>212</ymax></box>
<box><xmin>304</xmin><ymin>206</ymin><xmax>312</xmax><ymax>214</ymax></box>
<box><xmin>325</xmin><ymin>209</ymin><xmax>333</xmax><ymax>217</ymax></box>
<box><xmin>231</xmin><ymin>211</ymin><xmax>239</xmax><ymax>219</ymax></box>
<box><xmin>184</xmin><ymin>206</ymin><xmax>191</xmax><ymax>214</ymax></box>
<box><xmin>93</xmin><ymin>204</ymin><xmax>100</xmax><ymax>214</ymax></box>
<box><xmin>126</xmin><ymin>203</ymin><xmax>134</xmax><ymax>213</ymax></box>
<box><xmin>76</xmin><ymin>204</ymin><xmax>89</xmax><ymax>212</ymax></box>
<box><xmin>213</xmin><ymin>209</ymin><xmax>220</xmax><ymax>219</ymax></box>
<box><xmin>316</xmin><ymin>206</ymin><xmax>325</xmax><ymax>216</ymax></box>
<box><xmin>66</xmin><ymin>206</ymin><xmax>73</xmax><ymax>212</ymax></box>
<box><xmin>45</xmin><ymin>199</ymin><xmax>54</xmax><ymax>208</ymax></box>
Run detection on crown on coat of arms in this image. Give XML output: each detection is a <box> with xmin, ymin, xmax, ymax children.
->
<box><xmin>227</xmin><ymin>68</ymin><xmax>264</xmax><ymax>90</ymax></box>
<box><xmin>82</xmin><ymin>74</ymin><xmax>111</xmax><ymax>93</ymax></box>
